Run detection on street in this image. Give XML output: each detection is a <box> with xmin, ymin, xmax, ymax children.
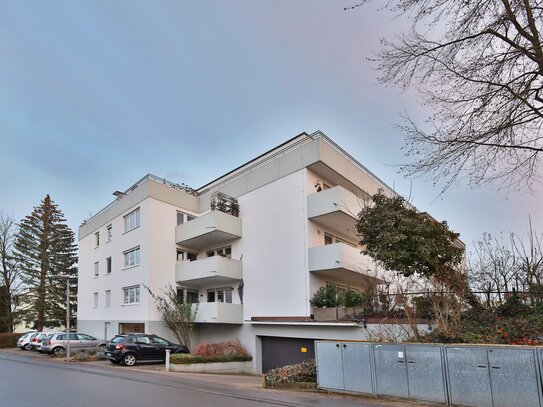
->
<box><xmin>0</xmin><ymin>351</ymin><xmax>415</xmax><ymax>407</ymax></box>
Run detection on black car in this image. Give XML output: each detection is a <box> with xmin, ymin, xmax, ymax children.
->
<box><xmin>105</xmin><ymin>333</ymin><xmax>189</xmax><ymax>366</ymax></box>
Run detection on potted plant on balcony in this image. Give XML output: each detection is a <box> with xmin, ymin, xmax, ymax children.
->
<box><xmin>310</xmin><ymin>284</ymin><xmax>342</xmax><ymax>321</ymax></box>
<box><xmin>339</xmin><ymin>289</ymin><xmax>368</xmax><ymax>320</ymax></box>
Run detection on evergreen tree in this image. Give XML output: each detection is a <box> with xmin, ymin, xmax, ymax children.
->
<box><xmin>14</xmin><ymin>195</ymin><xmax>77</xmax><ymax>331</ymax></box>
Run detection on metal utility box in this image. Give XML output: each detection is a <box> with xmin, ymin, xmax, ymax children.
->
<box><xmin>405</xmin><ymin>344</ymin><xmax>447</xmax><ymax>404</ymax></box>
<box><xmin>315</xmin><ymin>341</ymin><xmax>373</xmax><ymax>394</ymax></box>
<box><xmin>373</xmin><ymin>344</ymin><xmax>409</xmax><ymax>398</ymax></box>
<box><xmin>445</xmin><ymin>346</ymin><xmax>493</xmax><ymax>407</ymax></box>
<box><xmin>487</xmin><ymin>347</ymin><xmax>541</xmax><ymax>407</ymax></box>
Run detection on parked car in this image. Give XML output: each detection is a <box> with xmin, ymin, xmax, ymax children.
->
<box><xmin>105</xmin><ymin>334</ymin><xmax>189</xmax><ymax>366</ymax></box>
<box><xmin>16</xmin><ymin>332</ymin><xmax>37</xmax><ymax>351</ymax></box>
<box><xmin>36</xmin><ymin>333</ymin><xmax>56</xmax><ymax>352</ymax></box>
<box><xmin>41</xmin><ymin>333</ymin><xmax>108</xmax><ymax>355</ymax></box>
<box><xmin>28</xmin><ymin>333</ymin><xmax>49</xmax><ymax>351</ymax></box>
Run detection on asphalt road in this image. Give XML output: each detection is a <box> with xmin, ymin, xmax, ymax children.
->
<box><xmin>0</xmin><ymin>351</ymin><xmax>415</xmax><ymax>407</ymax></box>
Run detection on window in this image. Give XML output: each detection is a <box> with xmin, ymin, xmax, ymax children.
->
<box><xmin>176</xmin><ymin>288</ymin><xmax>199</xmax><ymax>303</ymax></box>
<box><xmin>94</xmin><ymin>262</ymin><xmax>99</xmax><ymax>277</ymax></box>
<box><xmin>324</xmin><ymin>233</ymin><xmax>356</xmax><ymax>248</ymax></box>
<box><xmin>105</xmin><ymin>290</ymin><xmax>111</xmax><ymax>308</ymax></box>
<box><xmin>123</xmin><ymin>286</ymin><xmax>140</xmax><ymax>304</ymax></box>
<box><xmin>207</xmin><ymin>287</ymin><xmax>233</xmax><ymax>303</ymax></box>
<box><xmin>177</xmin><ymin>211</ymin><xmax>196</xmax><ymax>225</ymax></box>
<box><xmin>124</xmin><ymin>247</ymin><xmax>140</xmax><ymax>268</ymax></box>
<box><xmin>107</xmin><ymin>224</ymin><xmax>112</xmax><ymax>241</ymax></box>
<box><xmin>151</xmin><ymin>336</ymin><xmax>169</xmax><ymax>345</ymax></box>
<box><xmin>95</xmin><ymin>232</ymin><xmax>100</xmax><ymax>247</ymax></box>
<box><xmin>177</xmin><ymin>249</ymin><xmax>197</xmax><ymax>262</ymax></box>
<box><xmin>106</xmin><ymin>257</ymin><xmax>112</xmax><ymax>274</ymax></box>
<box><xmin>207</xmin><ymin>246</ymin><xmax>232</xmax><ymax>258</ymax></box>
<box><xmin>124</xmin><ymin>208</ymin><xmax>140</xmax><ymax>233</ymax></box>
<box><xmin>93</xmin><ymin>292</ymin><xmax>98</xmax><ymax>308</ymax></box>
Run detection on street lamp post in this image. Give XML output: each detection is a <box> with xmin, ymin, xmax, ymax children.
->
<box><xmin>58</xmin><ymin>274</ymin><xmax>71</xmax><ymax>361</ymax></box>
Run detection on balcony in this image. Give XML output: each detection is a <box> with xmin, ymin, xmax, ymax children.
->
<box><xmin>176</xmin><ymin>210</ymin><xmax>242</xmax><ymax>250</ymax></box>
<box><xmin>176</xmin><ymin>256</ymin><xmax>242</xmax><ymax>286</ymax></box>
<box><xmin>307</xmin><ymin>185</ymin><xmax>363</xmax><ymax>241</ymax></box>
<box><xmin>308</xmin><ymin>243</ymin><xmax>378</xmax><ymax>286</ymax></box>
<box><xmin>193</xmin><ymin>302</ymin><xmax>243</xmax><ymax>324</ymax></box>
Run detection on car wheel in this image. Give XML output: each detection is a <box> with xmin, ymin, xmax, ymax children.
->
<box><xmin>52</xmin><ymin>347</ymin><xmax>65</xmax><ymax>356</ymax></box>
<box><xmin>109</xmin><ymin>359</ymin><xmax>121</xmax><ymax>364</ymax></box>
<box><xmin>23</xmin><ymin>344</ymin><xmax>31</xmax><ymax>351</ymax></box>
<box><xmin>122</xmin><ymin>353</ymin><xmax>137</xmax><ymax>366</ymax></box>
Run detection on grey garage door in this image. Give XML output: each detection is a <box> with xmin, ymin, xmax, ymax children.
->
<box><xmin>260</xmin><ymin>336</ymin><xmax>315</xmax><ymax>373</ymax></box>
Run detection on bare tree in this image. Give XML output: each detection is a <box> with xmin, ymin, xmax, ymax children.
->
<box><xmin>352</xmin><ymin>0</ymin><xmax>543</xmax><ymax>191</ymax></box>
<box><xmin>0</xmin><ymin>213</ymin><xmax>24</xmax><ymax>333</ymax></box>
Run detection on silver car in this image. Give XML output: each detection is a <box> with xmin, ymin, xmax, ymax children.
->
<box><xmin>16</xmin><ymin>332</ymin><xmax>37</xmax><ymax>351</ymax></box>
<box><xmin>41</xmin><ymin>333</ymin><xmax>108</xmax><ymax>355</ymax></box>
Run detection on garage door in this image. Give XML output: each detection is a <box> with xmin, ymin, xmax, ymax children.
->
<box><xmin>261</xmin><ymin>336</ymin><xmax>315</xmax><ymax>373</ymax></box>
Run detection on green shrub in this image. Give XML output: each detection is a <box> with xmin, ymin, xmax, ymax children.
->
<box><xmin>192</xmin><ymin>338</ymin><xmax>250</xmax><ymax>357</ymax></box>
<box><xmin>0</xmin><ymin>333</ymin><xmax>21</xmax><ymax>348</ymax></box>
<box><xmin>265</xmin><ymin>360</ymin><xmax>316</xmax><ymax>384</ymax></box>
<box><xmin>170</xmin><ymin>354</ymin><xmax>252</xmax><ymax>365</ymax></box>
<box><xmin>310</xmin><ymin>285</ymin><xmax>341</xmax><ymax>308</ymax></box>
<box><xmin>342</xmin><ymin>289</ymin><xmax>367</xmax><ymax>307</ymax></box>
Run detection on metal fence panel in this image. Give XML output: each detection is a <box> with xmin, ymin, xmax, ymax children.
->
<box><xmin>315</xmin><ymin>342</ymin><xmax>344</xmax><ymax>390</ymax></box>
<box><xmin>374</xmin><ymin>344</ymin><xmax>409</xmax><ymax>398</ymax></box>
<box><xmin>342</xmin><ymin>342</ymin><xmax>373</xmax><ymax>394</ymax></box>
<box><xmin>488</xmin><ymin>348</ymin><xmax>541</xmax><ymax>407</ymax></box>
<box><xmin>405</xmin><ymin>345</ymin><xmax>447</xmax><ymax>404</ymax></box>
<box><xmin>445</xmin><ymin>346</ymin><xmax>493</xmax><ymax>407</ymax></box>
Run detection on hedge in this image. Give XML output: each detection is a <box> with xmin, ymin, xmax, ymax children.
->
<box><xmin>0</xmin><ymin>333</ymin><xmax>21</xmax><ymax>348</ymax></box>
<box><xmin>170</xmin><ymin>354</ymin><xmax>252</xmax><ymax>365</ymax></box>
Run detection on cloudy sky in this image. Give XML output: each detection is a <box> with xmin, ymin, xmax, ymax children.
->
<box><xmin>0</xmin><ymin>0</ymin><xmax>541</xmax><ymax>252</ymax></box>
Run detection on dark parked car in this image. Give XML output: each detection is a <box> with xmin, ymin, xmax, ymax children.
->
<box><xmin>105</xmin><ymin>334</ymin><xmax>189</xmax><ymax>366</ymax></box>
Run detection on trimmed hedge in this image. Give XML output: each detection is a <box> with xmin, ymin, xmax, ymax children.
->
<box><xmin>0</xmin><ymin>333</ymin><xmax>21</xmax><ymax>348</ymax></box>
<box><xmin>265</xmin><ymin>360</ymin><xmax>317</xmax><ymax>385</ymax></box>
<box><xmin>170</xmin><ymin>354</ymin><xmax>252</xmax><ymax>365</ymax></box>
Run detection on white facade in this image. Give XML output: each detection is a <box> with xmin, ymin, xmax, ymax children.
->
<box><xmin>77</xmin><ymin>131</ymin><xmax>400</xmax><ymax>372</ymax></box>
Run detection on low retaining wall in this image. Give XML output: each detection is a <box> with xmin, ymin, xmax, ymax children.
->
<box><xmin>170</xmin><ymin>361</ymin><xmax>253</xmax><ymax>374</ymax></box>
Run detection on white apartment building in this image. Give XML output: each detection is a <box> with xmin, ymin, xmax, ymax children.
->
<box><xmin>77</xmin><ymin>131</ymin><xmax>397</xmax><ymax>372</ymax></box>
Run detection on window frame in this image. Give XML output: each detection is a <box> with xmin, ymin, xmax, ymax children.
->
<box><xmin>94</xmin><ymin>262</ymin><xmax>99</xmax><ymax>277</ymax></box>
<box><xmin>95</xmin><ymin>231</ymin><xmax>100</xmax><ymax>247</ymax></box>
<box><xmin>93</xmin><ymin>292</ymin><xmax>98</xmax><ymax>308</ymax></box>
<box><xmin>107</xmin><ymin>224</ymin><xmax>112</xmax><ymax>241</ymax></box>
<box><xmin>105</xmin><ymin>290</ymin><xmax>111</xmax><ymax>308</ymax></box>
<box><xmin>106</xmin><ymin>257</ymin><xmax>112</xmax><ymax>274</ymax></box>
<box><xmin>123</xmin><ymin>208</ymin><xmax>140</xmax><ymax>233</ymax></box>
<box><xmin>123</xmin><ymin>247</ymin><xmax>140</xmax><ymax>269</ymax></box>
<box><xmin>123</xmin><ymin>285</ymin><xmax>140</xmax><ymax>305</ymax></box>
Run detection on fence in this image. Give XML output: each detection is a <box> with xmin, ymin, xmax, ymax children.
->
<box><xmin>315</xmin><ymin>341</ymin><xmax>543</xmax><ymax>407</ymax></box>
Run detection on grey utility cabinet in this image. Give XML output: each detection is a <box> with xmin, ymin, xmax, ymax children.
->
<box><xmin>315</xmin><ymin>341</ymin><xmax>373</xmax><ymax>394</ymax></box>
<box><xmin>446</xmin><ymin>346</ymin><xmax>541</xmax><ymax>407</ymax></box>
<box><xmin>374</xmin><ymin>343</ymin><xmax>447</xmax><ymax>404</ymax></box>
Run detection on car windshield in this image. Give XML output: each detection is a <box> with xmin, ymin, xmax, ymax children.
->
<box><xmin>111</xmin><ymin>336</ymin><xmax>125</xmax><ymax>343</ymax></box>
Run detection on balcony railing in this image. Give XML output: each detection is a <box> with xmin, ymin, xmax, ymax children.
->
<box><xmin>176</xmin><ymin>210</ymin><xmax>242</xmax><ymax>250</ymax></box>
<box><xmin>307</xmin><ymin>185</ymin><xmax>363</xmax><ymax>241</ymax></box>
<box><xmin>176</xmin><ymin>256</ymin><xmax>242</xmax><ymax>286</ymax></box>
<box><xmin>308</xmin><ymin>243</ymin><xmax>378</xmax><ymax>286</ymax></box>
<box><xmin>193</xmin><ymin>302</ymin><xmax>243</xmax><ymax>324</ymax></box>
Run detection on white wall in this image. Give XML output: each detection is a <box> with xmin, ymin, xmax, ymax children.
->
<box><xmin>237</xmin><ymin>169</ymin><xmax>310</xmax><ymax>318</ymax></box>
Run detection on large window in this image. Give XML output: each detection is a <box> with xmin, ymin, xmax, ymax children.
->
<box><xmin>107</xmin><ymin>224</ymin><xmax>112</xmax><ymax>241</ymax></box>
<box><xmin>95</xmin><ymin>232</ymin><xmax>100</xmax><ymax>247</ymax></box>
<box><xmin>105</xmin><ymin>290</ymin><xmax>111</xmax><ymax>308</ymax></box>
<box><xmin>123</xmin><ymin>286</ymin><xmax>140</xmax><ymax>305</ymax></box>
<box><xmin>124</xmin><ymin>208</ymin><xmax>140</xmax><ymax>233</ymax></box>
<box><xmin>207</xmin><ymin>246</ymin><xmax>231</xmax><ymax>258</ymax></box>
<box><xmin>207</xmin><ymin>287</ymin><xmax>233</xmax><ymax>303</ymax></box>
<box><xmin>106</xmin><ymin>257</ymin><xmax>112</xmax><ymax>274</ymax></box>
<box><xmin>176</xmin><ymin>249</ymin><xmax>197</xmax><ymax>262</ymax></box>
<box><xmin>176</xmin><ymin>287</ymin><xmax>199</xmax><ymax>303</ymax></box>
<box><xmin>94</xmin><ymin>262</ymin><xmax>99</xmax><ymax>277</ymax></box>
<box><xmin>124</xmin><ymin>247</ymin><xmax>140</xmax><ymax>268</ymax></box>
<box><xmin>93</xmin><ymin>292</ymin><xmax>98</xmax><ymax>308</ymax></box>
<box><xmin>176</xmin><ymin>211</ymin><xmax>196</xmax><ymax>225</ymax></box>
